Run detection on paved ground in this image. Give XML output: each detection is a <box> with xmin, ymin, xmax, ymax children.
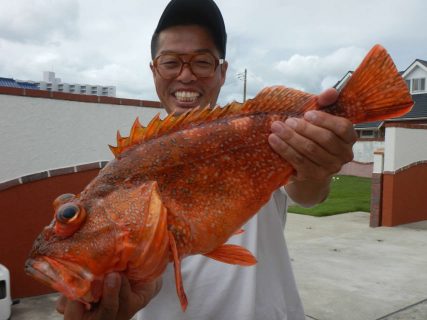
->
<box><xmin>286</xmin><ymin>212</ymin><xmax>427</xmax><ymax>320</ymax></box>
<box><xmin>9</xmin><ymin>212</ymin><xmax>427</xmax><ymax>320</ymax></box>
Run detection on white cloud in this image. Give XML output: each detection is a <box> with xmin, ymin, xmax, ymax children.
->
<box><xmin>0</xmin><ymin>0</ymin><xmax>79</xmax><ymax>44</ymax></box>
<box><xmin>0</xmin><ymin>0</ymin><xmax>426</xmax><ymax>104</ymax></box>
<box><xmin>275</xmin><ymin>47</ymin><xmax>366</xmax><ymax>93</ymax></box>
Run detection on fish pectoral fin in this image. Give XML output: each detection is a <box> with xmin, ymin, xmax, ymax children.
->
<box><xmin>168</xmin><ymin>231</ymin><xmax>188</xmax><ymax>311</ymax></box>
<box><xmin>203</xmin><ymin>244</ymin><xmax>257</xmax><ymax>266</ymax></box>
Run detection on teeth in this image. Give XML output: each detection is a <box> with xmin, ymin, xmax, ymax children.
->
<box><xmin>175</xmin><ymin>91</ymin><xmax>199</xmax><ymax>102</ymax></box>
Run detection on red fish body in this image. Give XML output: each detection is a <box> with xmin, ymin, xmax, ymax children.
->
<box><xmin>26</xmin><ymin>45</ymin><xmax>413</xmax><ymax>310</ymax></box>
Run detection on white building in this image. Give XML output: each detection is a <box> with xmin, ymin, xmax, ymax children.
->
<box><xmin>31</xmin><ymin>71</ymin><xmax>116</xmax><ymax>97</ymax></box>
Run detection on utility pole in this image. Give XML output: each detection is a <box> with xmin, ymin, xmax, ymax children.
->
<box><xmin>237</xmin><ymin>68</ymin><xmax>247</xmax><ymax>102</ymax></box>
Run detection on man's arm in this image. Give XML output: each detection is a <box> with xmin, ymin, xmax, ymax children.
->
<box><xmin>268</xmin><ymin>88</ymin><xmax>357</xmax><ymax>207</ymax></box>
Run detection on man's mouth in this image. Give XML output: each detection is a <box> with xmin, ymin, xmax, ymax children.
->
<box><xmin>174</xmin><ymin>91</ymin><xmax>200</xmax><ymax>103</ymax></box>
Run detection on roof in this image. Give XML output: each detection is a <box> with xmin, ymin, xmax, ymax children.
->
<box><xmin>0</xmin><ymin>77</ymin><xmax>39</xmax><ymax>90</ymax></box>
<box><xmin>389</xmin><ymin>93</ymin><xmax>427</xmax><ymax>120</ymax></box>
<box><xmin>355</xmin><ymin>93</ymin><xmax>427</xmax><ymax>129</ymax></box>
<box><xmin>401</xmin><ymin>59</ymin><xmax>427</xmax><ymax>78</ymax></box>
<box><xmin>416</xmin><ymin>59</ymin><xmax>427</xmax><ymax>68</ymax></box>
<box><xmin>354</xmin><ymin>121</ymin><xmax>382</xmax><ymax>130</ymax></box>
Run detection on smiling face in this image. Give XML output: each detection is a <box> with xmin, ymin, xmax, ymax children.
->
<box><xmin>151</xmin><ymin>25</ymin><xmax>228</xmax><ymax>115</ymax></box>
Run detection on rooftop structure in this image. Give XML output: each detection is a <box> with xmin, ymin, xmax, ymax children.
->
<box><xmin>25</xmin><ymin>71</ymin><xmax>116</xmax><ymax>97</ymax></box>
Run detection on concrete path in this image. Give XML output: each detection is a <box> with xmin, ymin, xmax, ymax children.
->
<box><xmin>10</xmin><ymin>212</ymin><xmax>427</xmax><ymax>319</ymax></box>
<box><xmin>286</xmin><ymin>212</ymin><xmax>427</xmax><ymax>320</ymax></box>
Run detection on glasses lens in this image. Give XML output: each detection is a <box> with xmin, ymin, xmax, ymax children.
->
<box><xmin>156</xmin><ymin>54</ymin><xmax>182</xmax><ymax>79</ymax></box>
<box><xmin>190</xmin><ymin>54</ymin><xmax>216</xmax><ymax>77</ymax></box>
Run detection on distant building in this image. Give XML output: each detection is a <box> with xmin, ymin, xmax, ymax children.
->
<box><xmin>27</xmin><ymin>71</ymin><xmax>116</xmax><ymax>97</ymax></box>
<box><xmin>0</xmin><ymin>77</ymin><xmax>39</xmax><ymax>90</ymax></box>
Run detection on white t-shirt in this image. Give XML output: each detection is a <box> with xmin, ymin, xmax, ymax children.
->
<box><xmin>137</xmin><ymin>188</ymin><xmax>305</xmax><ymax>320</ymax></box>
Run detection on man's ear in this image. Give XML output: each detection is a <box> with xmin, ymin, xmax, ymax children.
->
<box><xmin>150</xmin><ymin>63</ymin><xmax>155</xmax><ymax>75</ymax></box>
<box><xmin>220</xmin><ymin>60</ymin><xmax>228</xmax><ymax>85</ymax></box>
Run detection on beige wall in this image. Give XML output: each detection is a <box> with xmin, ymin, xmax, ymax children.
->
<box><xmin>0</xmin><ymin>93</ymin><xmax>165</xmax><ymax>182</ymax></box>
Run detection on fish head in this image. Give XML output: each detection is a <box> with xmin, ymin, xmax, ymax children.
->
<box><xmin>25</xmin><ymin>192</ymin><xmax>122</xmax><ymax>303</ymax></box>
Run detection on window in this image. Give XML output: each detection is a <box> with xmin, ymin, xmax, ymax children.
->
<box><xmin>412</xmin><ymin>78</ymin><xmax>426</xmax><ymax>92</ymax></box>
<box><xmin>0</xmin><ymin>280</ymin><xmax>6</xmax><ymax>299</ymax></box>
<box><xmin>360</xmin><ymin>130</ymin><xmax>375</xmax><ymax>138</ymax></box>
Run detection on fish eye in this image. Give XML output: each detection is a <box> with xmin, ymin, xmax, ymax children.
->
<box><xmin>53</xmin><ymin>193</ymin><xmax>75</xmax><ymax>209</ymax></box>
<box><xmin>56</xmin><ymin>203</ymin><xmax>80</xmax><ymax>223</ymax></box>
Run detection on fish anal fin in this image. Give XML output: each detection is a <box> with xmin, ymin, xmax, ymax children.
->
<box><xmin>203</xmin><ymin>244</ymin><xmax>257</xmax><ymax>266</ymax></box>
<box><xmin>168</xmin><ymin>231</ymin><xmax>188</xmax><ymax>311</ymax></box>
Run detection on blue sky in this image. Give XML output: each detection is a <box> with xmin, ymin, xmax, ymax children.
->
<box><xmin>0</xmin><ymin>0</ymin><xmax>425</xmax><ymax>105</ymax></box>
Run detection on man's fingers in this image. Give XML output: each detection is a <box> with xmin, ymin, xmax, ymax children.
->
<box><xmin>270</xmin><ymin>121</ymin><xmax>344</xmax><ymax>169</ymax></box>
<box><xmin>96</xmin><ymin>273</ymin><xmax>121</xmax><ymax>319</ymax></box>
<box><xmin>303</xmin><ymin>111</ymin><xmax>357</xmax><ymax>144</ymax></box>
<box><xmin>64</xmin><ymin>300</ymin><xmax>85</xmax><ymax>319</ymax></box>
<box><xmin>56</xmin><ymin>295</ymin><xmax>67</xmax><ymax>315</ymax></box>
<box><xmin>317</xmin><ymin>88</ymin><xmax>339</xmax><ymax>107</ymax></box>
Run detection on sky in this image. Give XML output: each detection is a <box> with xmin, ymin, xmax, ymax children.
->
<box><xmin>0</xmin><ymin>0</ymin><xmax>426</xmax><ymax>105</ymax></box>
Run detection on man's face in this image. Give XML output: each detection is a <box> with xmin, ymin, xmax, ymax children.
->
<box><xmin>151</xmin><ymin>25</ymin><xmax>228</xmax><ymax>115</ymax></box>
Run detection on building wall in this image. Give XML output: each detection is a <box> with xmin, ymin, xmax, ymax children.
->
<box><xmin>0</xmin><ymin>90</ymin><xmax>165</xmax><ymax>182</ymax></box>
<box><xmin>383</xmin><ymin>125</ymin><xmax>427</xmax><ymax>172</ymax></box>
<box><xmin>405</xmin><ymin>66</ymin><xmax>427</xmax><ymax>80</ymax></box>
<box><xmin>352</xmin><ymin>140</ymin><xmax>384</xmax><ymax>162</ymax></box>
<box><xmin>382</xmin><ymin>162</ymin><xmax>427</xmax><ymax>226</ymax></box>
<box><xmin>371</xmin><ymin>124</ymin><xmax>427</xmax><ymax>226</ymax></box>
<box><xmin>0</xmin><ymin>167</ymin><xmax>100</xmax><ymax>298</ymax></box>
<box><xmin>0</xmin><ymin>88</ymin><xmax>164</xmax><ymax>298</ymax></box>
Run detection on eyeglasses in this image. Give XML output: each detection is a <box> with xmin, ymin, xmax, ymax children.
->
<box><xmin>152</xmin><ymin>52</ymin><xmax>225</xmax><ymax>80</ymax></box>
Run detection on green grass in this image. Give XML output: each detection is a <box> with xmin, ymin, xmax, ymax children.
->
<box><xmin>288</xmin><ymin>175</ymin><xmax>371</xmax><ymax>217</ymax></box>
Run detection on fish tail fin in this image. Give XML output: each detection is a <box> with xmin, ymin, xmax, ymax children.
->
<box><xmin>323</xmin><ymin>44</ymin><xmax>413</xmax><ymax>123</ymax></box>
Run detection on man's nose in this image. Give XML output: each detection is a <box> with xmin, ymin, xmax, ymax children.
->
<box><xmin>176</xmin><ymin>63</ymin><xmax>197</xmax><ymax>82</ymax></box>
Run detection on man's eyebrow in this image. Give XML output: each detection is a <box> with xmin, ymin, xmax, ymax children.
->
<box><xmin>158</xmin><ymin>49</ymin><xmax>215</xmax><ymax>55</ymax></box>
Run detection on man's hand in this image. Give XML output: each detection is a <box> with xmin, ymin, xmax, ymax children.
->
<box><xmin>56</xmin><ymin>273</ymin><xmax>162</xmax><ymax>320</ymax></box>
<box><xmin>268</xmin><ymin>88</ymin><xmax>357</xmax><ymax>207</ymax></box>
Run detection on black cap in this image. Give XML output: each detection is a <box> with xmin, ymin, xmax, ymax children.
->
<box><xmin>152</xmin><ymin>0</ymin><xmax>227</xmax><ymax>58</ymax></box>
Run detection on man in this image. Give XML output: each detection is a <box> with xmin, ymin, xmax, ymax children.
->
<box><xmin>58</xmin><ymin>0</ymin><xmax>356</xmax><ymax>319</ymax></box>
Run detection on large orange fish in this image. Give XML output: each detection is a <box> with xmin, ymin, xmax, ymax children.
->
<box><xmin>25</xmin><ymin>45</ymin><xmax>412</xmax><ymax>311</ymax></box>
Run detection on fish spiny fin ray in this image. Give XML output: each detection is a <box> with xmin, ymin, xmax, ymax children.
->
<box><xmin>110</xmin><ymin>101</ymin><xmax>249</xmax><ymax>157</ymax></box>
<box><xmin>203</xmin><ymin>244</ymin><xmax>257</xmax><ymax>266</ymax></box>
<box><xmin>242</xmin><ymin>86</ymin><xmax>316</xmax><ymax>116</ymax></box>
<box><xmin>109</xmin><ymin>88</ymin><xmax>315</xmax><ymax>158</ymax></box>
<box><xmin>168</xmin><ymin>231</ymin><xmax>188</xmax><ymax>311</ymax></box>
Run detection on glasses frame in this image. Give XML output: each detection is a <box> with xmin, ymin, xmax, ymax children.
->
<box><xmin>152</xmin><ymin>52</ymin><xmax>225</xmax><ymax>80</ymax></box>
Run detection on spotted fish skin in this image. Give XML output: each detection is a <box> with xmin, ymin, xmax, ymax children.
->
<box><xmin>26</xmin><ymin>44</ymin><xmax>413</xmax><ymax>311</ymax></box>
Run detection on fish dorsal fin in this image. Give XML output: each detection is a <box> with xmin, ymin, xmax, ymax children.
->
<box><xmin>109</xmin><ymin>87</ymin><xmax>315</xmax><ymax>158</ymax></box>
<box><xmin>109</xmin><ymin>101</ymin><xmax>245</xmax><ymax>157</ymax></box>
<box><xmin>242</xmin><ymin>86</ymin><xmax>315</xmax><ymax>115</ymax></box>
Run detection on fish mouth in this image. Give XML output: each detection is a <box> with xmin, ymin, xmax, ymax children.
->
<box><xmin>25</xmin><ymin>256</ymin><xmax>95</xmax><ymax>302</ymax></box>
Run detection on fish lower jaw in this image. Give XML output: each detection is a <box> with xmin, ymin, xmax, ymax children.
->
<box><xmin>25</xmin><ymin>257</ymin><xmax>95</xmax><ymax>302</ymax></box>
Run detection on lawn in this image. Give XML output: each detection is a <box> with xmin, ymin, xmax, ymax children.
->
<box><xmin>288</xmin><ymin>175</ymin><xmax>371</xmax><ymax>217</ymax></box>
